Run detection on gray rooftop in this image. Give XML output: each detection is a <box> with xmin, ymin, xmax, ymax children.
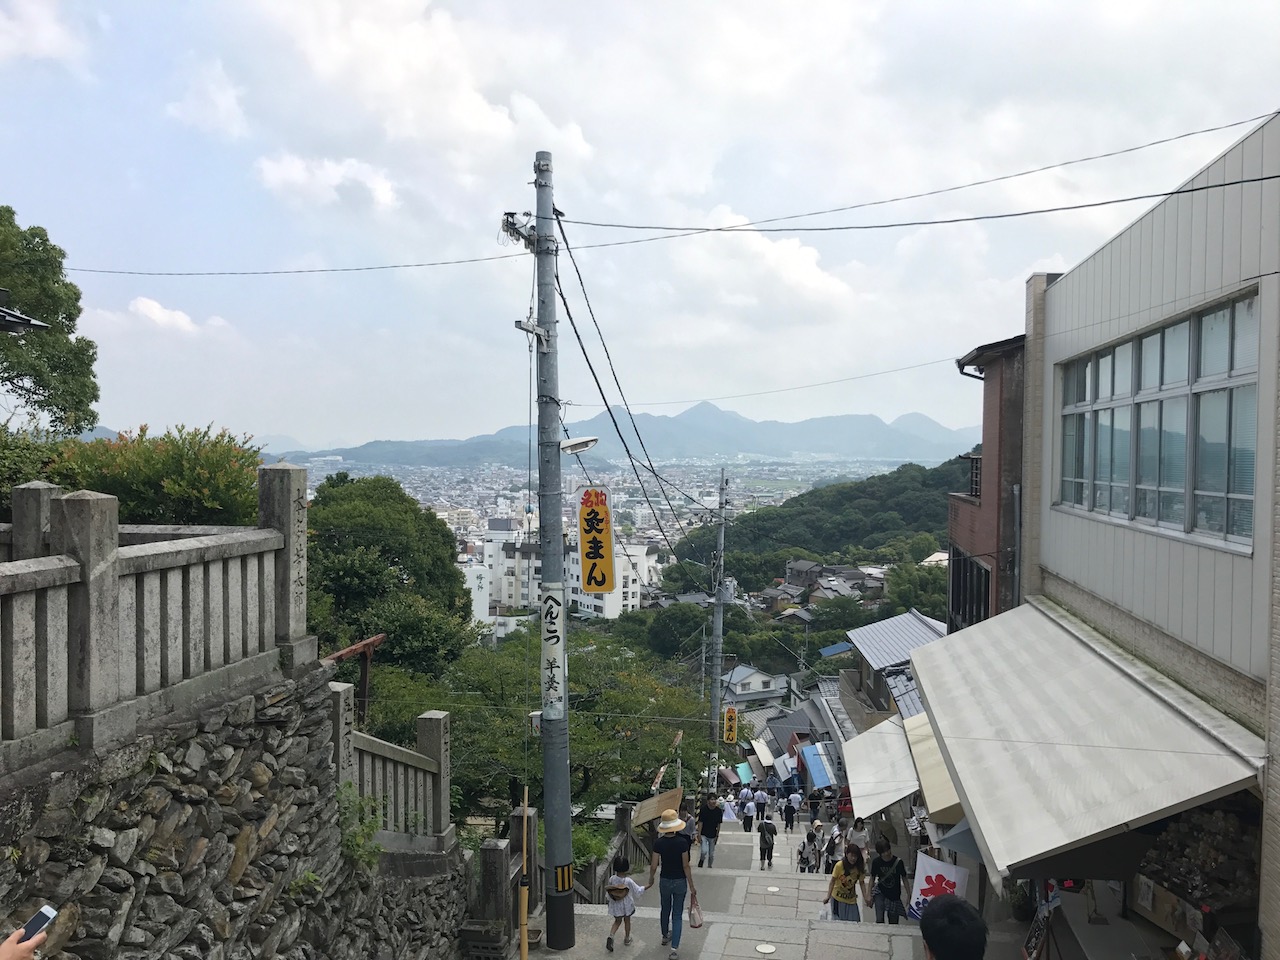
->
<box><xmin>844</xmin><ymin>608</ymin><xmax>946</xmax><ymax>671</ymax></box>
<box><xmin>885</xmin><ymin>669</ymin><xmax>924</xmax><ymax>718</ymax></box>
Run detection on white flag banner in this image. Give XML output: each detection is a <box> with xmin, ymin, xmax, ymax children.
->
<box><xmin>908</xmin><ymin>852</ymin><xmax>970</xmax><ymax>920</ymax></box>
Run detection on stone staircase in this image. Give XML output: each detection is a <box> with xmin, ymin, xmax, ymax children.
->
<box><xmin>561</xmin><ymin>825</ymin><xmax>1027</xmax><ymax>960</ymax></box>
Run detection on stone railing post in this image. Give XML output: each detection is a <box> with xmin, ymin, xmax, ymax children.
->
<box><xmin>258</xmin><ymin>464</ymin><xmax>316</xmax><ymax>677</ymax></box>
<box><xmin>417</xmin><ymin>710</ymin><xmax>454</xmax><ymax>850</ymax></box>
<box><xmin>478</xmin><ymin>838</ymin><xmax>514</xmax><ymax>930</ymax></box>
<box><xmin>509</xmin><ymin>806</ymin><xmax>542</xmax><ymax>909</ymax></box>
<box><xmin>51</xmin><ymin>491</ymin><xmax>135</xmax><ymax>749</ymax></box>
<box><xmin>614</xmin><ymin>802</ymin><xmax>634</xmax><ymax>836</ymax></box>
<box><xmin>330</xmin><ymin>681</ymin><xmax>355</xmax><ymax>787</ymax></box>
<box><xmin>11</xmin><ymin>481</ymin><xmax>61</xmax><ymax>560</ymax></box>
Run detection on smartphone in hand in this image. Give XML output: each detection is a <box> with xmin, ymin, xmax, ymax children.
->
<box><xmin>19</xmin><ymin>907</ymin><xmax>57</xmax><ymax>943</ymax></box>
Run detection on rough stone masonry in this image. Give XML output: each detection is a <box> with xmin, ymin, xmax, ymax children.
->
<box><xmin>0</xmin><ymin>661</ymin><xmax>465</xmax><ymax>960</ymax></box>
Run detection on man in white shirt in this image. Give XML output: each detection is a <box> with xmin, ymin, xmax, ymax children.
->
<box><xmin>788</xmin><ymin>789</ymin><xmax>803</xmax><ymax>812</ymax></box>
<box><xmin>754</xmin><ymin>786</ymin><xmax>769</xmax><ymax>815</ymax></box>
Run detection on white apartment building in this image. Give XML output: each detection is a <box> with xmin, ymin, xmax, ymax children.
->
<box><xmin>567</xmin><ymin>541</ymin><xmax>654</xmax><ymax>619</ymax></box>
<box><xmin>906</xmin><ymin>115</ymin><xmax>1279</xmax><ymax>954</ymax></box>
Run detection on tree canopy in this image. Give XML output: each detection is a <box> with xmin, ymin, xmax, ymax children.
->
<box><xmin>0</xmin><ymin>206</ymin><xmax>99</xmax><ymax>433</ymax></box>
<box><xmin>307</xmin><ymin>472</ymin><xmax>474</xmax><ymax>668</ymax></box>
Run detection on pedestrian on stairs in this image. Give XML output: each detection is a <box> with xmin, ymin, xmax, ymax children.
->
<box><xmin>782</xmin><ymin>796</ymin><xmax>796</xmax><ymax>833</ymax></box>
<box><xmin>695</xmin><ymin>796</ymin><xmax>724</xmax><ymax>868</ymax></box>
<box><xmin>741</xmin><ymin>798</ymin><xmax>756</xmax><ymax>832</ymax></box>
<box><xmin>757</xmin><ymin>813</ymin><xmax>778</xmax><ymax>870</ymax></box>
<box><xmin>920</xmin><ymin>894</ymin><xmax>988</xmax><ymax>960</ymax></box>
<box><xmin>797</xmin><ymin>830</ymin><xmax>819</xmax><ymax>874</ymax></box>
<box><xmin>648</xmin><ymin>809</ymin><xmax>699</xmax><ymax>960</ymax></box>
<box><xmin>605</xmin><ymin>855</ymin><xmax>646</xmax><ymax>952</ymax></box>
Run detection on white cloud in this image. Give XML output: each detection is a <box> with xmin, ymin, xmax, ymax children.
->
<box><xmin>255</xmin><ymin>153</ymin><xmax>399</xmax><ymax>209</ymax></box>
<box><xmin>0</xmin><ymin>0</ymin><xmax>84</xmax><ymax>65</ymax></box>
<box><xmin>82</xmin><ymin>298</ymin><xmax>234</xmax><ymax>339</ymax></box>
<box><xmin>165</xmin><ymin>58</ymin><xmax>248</xmax><ymax>139</ymax></box>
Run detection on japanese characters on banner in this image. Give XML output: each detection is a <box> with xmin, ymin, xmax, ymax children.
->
<box><xmin>908</xmin><ymin>852</ymin><xmax>970</xmax><ymax>920</ymax></box>
<box><xmin>540</xmin><ymin>589</ymin><xmax>567</xmax><ymax>720</ymax></box>
<box><xmin>577</xmin><ymin>486</ymin><xmax>616</xmax><ymax>593</ymax></box>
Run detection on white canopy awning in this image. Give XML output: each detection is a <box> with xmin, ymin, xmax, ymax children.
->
<box><xmin>903</xmin><ymin>713</ymin><xmax>964</xmax><ymax>826</ymax></box>
<box><xmin>839</xmin><ymin>716</ymin><xmax>919</xmax><ymax>818</ymax></box>
<box><xmin>912</xmin><ymin>598</ymin><xmax>1266</xmax><ymax>881</ymax></box>
<box><xmin>750</xmin><ymin>738</ymin><xmax>776</xmax><ymax>768</ymax></box>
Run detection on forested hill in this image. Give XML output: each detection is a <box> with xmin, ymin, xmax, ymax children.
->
<box><xmin>677</xmin><ymin>457</ymin><xmax>970</xmax><ymax>561</ymax></box>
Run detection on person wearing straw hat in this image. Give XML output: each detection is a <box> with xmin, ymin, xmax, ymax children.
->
<box><xmin>647</xmin><ymin>809</ymin><xmax>698</xmax><ymax>960</ymax></box>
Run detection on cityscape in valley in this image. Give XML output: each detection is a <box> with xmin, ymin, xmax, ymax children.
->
<box><xmin>2</xmin><ymin>5</ymin><xmax>1279</xmax><ymax>960</ymax></box>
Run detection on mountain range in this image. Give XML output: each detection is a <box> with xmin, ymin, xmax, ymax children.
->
<box><xmin>277</xmin><ymin>403</ymin><xmax>980</xmax><ymax>467</ymax></box>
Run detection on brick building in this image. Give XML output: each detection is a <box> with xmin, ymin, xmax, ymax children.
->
<box><xmin>946</xmin><ymin>334</ymin><xmax>1028</xmax><ymax>632</ymax></box>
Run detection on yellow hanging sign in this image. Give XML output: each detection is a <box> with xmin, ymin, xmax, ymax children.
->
<box><xmin>723</xmin><ymin>706</ymin><xmax>738</xmax><ymax>744</ymax></box>
<box><xmin>576</xmin><ymin>486</ymin><xmax>616</xmax><ymax>593</ymax></box>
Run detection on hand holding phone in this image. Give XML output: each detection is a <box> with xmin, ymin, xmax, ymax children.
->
<box><xmin>1</xmin><ymin>906</ymin><xmax>56</xmax><ymax>960</ymax></box>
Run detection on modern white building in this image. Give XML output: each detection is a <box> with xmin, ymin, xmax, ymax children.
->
<box><xmin>904</xmin><ymin>114</ymin><xmax>1279</xmax><ymax>953</ymax></box>
<box><xmin>567</xmin><ymin>541</ymin><xmax>658</xmax><ymax>619</ymax></box>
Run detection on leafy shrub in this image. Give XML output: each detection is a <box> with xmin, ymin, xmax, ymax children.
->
<box><xmin>337</xmin><ymin>781</ymin><xmax>384</xmax><ymax>870</ymax></box>
<box><xmin>0</xmin><ymin>426</ymin><xmax>57</xmax><ymax>518</ymax></box>
<box><xmin>46</xmin><ymin>424</ymin><xmax>261</xmax><ymax>524</ymax></box>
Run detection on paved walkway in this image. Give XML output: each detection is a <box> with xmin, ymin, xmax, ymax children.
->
<box><xmin>549</xmin><ymin>825</ymin><xmax>1029</xmax><ymax>960</ymax></box>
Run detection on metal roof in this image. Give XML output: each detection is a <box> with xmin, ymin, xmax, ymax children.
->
<box><xmin>818</xmin><ymin>640</ymin><xmax>852</xmax><ymax>658</ymax></box>
<box><xmin>844</xmin><ymin>608</ymin><xmax>945</xmax><ymax>671</ymax></box>
<box><xmin>912</xmin><ymin>598</ymin><xmax>1266</xmax><ymax>880</ymax></box>
<box><xmin>885</xmin><ymin>669</ymin><xmax>924</xmax><ymax>718</ymax></box>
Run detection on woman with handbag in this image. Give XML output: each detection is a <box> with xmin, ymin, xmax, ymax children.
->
<box><xmin>647</xmin><ymin>810</ymin><xmax>699</xmax><ymax>960</ymax></box>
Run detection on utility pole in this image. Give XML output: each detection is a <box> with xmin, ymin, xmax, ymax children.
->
<box><xmin>505</xmin><ymin>152</ymin><xmax>574</xmax><ymax>949</ymax></box>
<box><xmin>707</xmin><ymin>469</ymin><xmax>728</xmax><ymax>797</ymax></box>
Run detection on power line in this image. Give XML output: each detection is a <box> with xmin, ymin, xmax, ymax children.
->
<box><xmin>552</xmin><ymin>272</ymin><xmax>697</xmax><ymax>571</ymax></box>
<box><xmin>63</xmin><ymin>251</ymin><xmax>528</xmax><ymax>276</ymax></box>
<box><xmin>555</xmin><ymin>214</ymin><xmax>708</xmax><ymax>578</ymax></box>
<box><xmin>556</xmin><ymin>173</ymin><xmax>1280</xmax><ymax>236</ymax></box>
<box><xmin>561</xmin><ymin>110</ymin><xmax>1277</xmax><ymax>233</ymax></box>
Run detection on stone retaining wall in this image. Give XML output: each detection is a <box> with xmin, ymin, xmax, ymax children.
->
<box><xmin>0</xmin><ymin>662</ymin><xmax>464</xmax><ymax>960</ymax></box>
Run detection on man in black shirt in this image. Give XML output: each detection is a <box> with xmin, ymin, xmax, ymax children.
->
<box><xmin>869</xmin><ymin>837</ymin><xmax>908</xmax><ymax>924</ymax></box>
<box><xmin>695</xmin><ymin>796</ymin><xmax>724</xmax><ymax>868</ymax></box>
<box><xmin>808</xmin><ymin>788</ymin><xmax>822</xmax><ymax>823</ymax></box>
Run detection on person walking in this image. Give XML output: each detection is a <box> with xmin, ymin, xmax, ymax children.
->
<box><xmin>824</xmin><ymin>844</ymin><xmax>870</xmax><ymax>922</ymax></box>
<box><xmin>846</xmin><ymin>817</ymin><xmax>872</xmax><ymax>864</ymax></box>
<box><xmin>605</xmin><ymin>855</ymin><xmax>646</xmax><ymax>951</ymax></box>
<box><xmin>797</xmin><ymin>829</ymin><xmax>820</xmax><ymax>874</ymax></box>
<box><xmin>811</xmin><ymin>818</ymin><xmax>826</xmax><ymax>854</ymax></box>
<box><xmin>754</xmin><ymin>785</ymin><xmax>769</xmax><ymax>817</ymax></box>
<box><xmin>788</xmin><ymin>787</ymin><xmax>803</xmax><ymax>816</ymax></box>
<box><xmin>741</xmin><ymin>797</ymin><xmax>756</xmax><ymax>832</ymax></box>
<box><xmin>920</xmin><ymin>894</ymin><xmax>988</xmax><ymax>960</ymax></box>
<box><xmin>738</xmin><ymin>783</ymin><xmax>753</xmax><ymax>818</ymax></box>
<box><xmin>869</xmin><ymin>838</ymin><xmax>909</xmax><ymax>924</ymax></box>
<box><xmin>757</xmin><ymin>812</ymin><xmax>778</xmax><ymax>870</ymax></box>
<box><xmin>695</xmin><ymin>796</ymin><xmax>724</xmax><ymax>868</ymax></box>
<box><xmin>822</xmin><ymin>829</ymin><xmax>841</xmax><ymax>875</ymax></box>
<box><xmin>807</xmin><ymin>788</ymin><xmax>822</xmax><ymax>823</ymax></box>
<box><xmin>782</xmin><ymin>795</ymin><xmax>797</xmax><ymax>833</ymax></box>
<box><xmin>648</xmin><ymin>809</ymin><xmax>698</xmax><ymax>960</ymax></box>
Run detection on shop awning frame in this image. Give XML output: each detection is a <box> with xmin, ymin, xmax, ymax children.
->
<box><xmin>903</xmin><ymin>712</ymin><xmax>964</xmax><ymax>826</ymax></box>
<box><xmin>838</xmin><ymin>716</ymin><xmax>920</xmax><ymax>817</ymax></box>
<box><xmin>799</xmin><ymin>743</ymin><xmax>834</xmax><ymax>790</ymax></box>
<box><xmin>912</xmin><ymin>597</ymin><xmax>1266</xmax><ymax>881</ymax></box>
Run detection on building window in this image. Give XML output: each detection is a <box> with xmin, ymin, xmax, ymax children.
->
<box><xmin>761</xmin><ymin>679</ymin><xmax>772</xmax><ymax>690</ymax></box>
<box><xmin>1057</xmin><ymin>294</ymin><xmax>1258</xmax><ymax>542</ymax></box>
<box><xmin>739</xmin><ymin>681</ymin><xmax>752</xmax><ymax>692</ymax></box>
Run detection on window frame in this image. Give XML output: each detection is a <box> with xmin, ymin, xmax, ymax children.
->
<box><xmin>1056</xmin><ymin>292</ymin><xmax>1258</xmax><ymax>545</ymax></box>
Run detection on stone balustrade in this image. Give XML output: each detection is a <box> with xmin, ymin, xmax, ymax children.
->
<box><xmin>0</xmin><ymin>464</ymin><xmax>316</xmax><ymax>774</ymax></box>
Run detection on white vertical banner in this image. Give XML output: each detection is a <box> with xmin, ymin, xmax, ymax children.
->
<box><xmin>907</xmin><ymin>852</ymin><xmax>970</xmax><ymax>919</ymax></box>
<box><xmin>540</xmin><ymin>587</ymin><xmax>566</xmax><ymax>720</ymax></box>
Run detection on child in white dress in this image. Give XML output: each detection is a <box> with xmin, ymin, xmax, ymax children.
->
<box><xmin>605</xmin><ymin>855</ymin><xmax>646</xmax><ymax>951</ymax></box>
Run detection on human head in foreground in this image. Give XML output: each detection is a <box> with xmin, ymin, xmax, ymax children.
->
<box><xmin>920</xmin><ymin>894</ymin><xmax>987</xmax><ymax>960</ymax></box>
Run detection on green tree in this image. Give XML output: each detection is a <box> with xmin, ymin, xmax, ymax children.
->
<box><xmin>0</xmin><ymin>426</ymin><xmax>55</xmax><ymax>518</ymax></box>
<box><xmin>646</xmin><ymin>603</ymin><xmax>707</xmax><ymax>658</ymax></box>
<box><xmin>0</xmin><ymin>206</ymin><xmax>99</xmax><ymax>433</ymax></box>
<box><xmin>882</xmin><ymin>563</ymin><xmax>947</xmax><ymax>620</ymax></box>
<box><xmin>809</xmin><ymin>596</ymin><xmax>874</xmax><ymax>632</ymax></box>
<box><xmin>46</xmin><ymin>425</ymin><xmax>261</xmax><ymax>524</ymax></box>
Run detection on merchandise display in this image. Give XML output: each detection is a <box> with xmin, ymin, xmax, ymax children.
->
<box><xmin>1136</xmin><ymin>807</ymin><xmax>1259</xmax><ymax>914</ymax></box>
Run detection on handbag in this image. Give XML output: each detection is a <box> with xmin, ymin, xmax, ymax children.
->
<box><xmin>688</xmin><ymin>897</ymin><xmax>704</xmax><ymax>929</ymax></box>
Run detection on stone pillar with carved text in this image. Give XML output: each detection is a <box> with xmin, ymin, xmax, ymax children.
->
<box><xmin>258</xmin><ymin>464</ymin><xmax>317</xmax><ymax>676</ymax></box>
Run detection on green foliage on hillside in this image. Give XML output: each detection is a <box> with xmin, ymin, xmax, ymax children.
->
<box><xmin>677</xmin><ymin>458</ymin><xmax>968</xmax><ymax>570</ymax></box>
<box><xmin>364</xmin><ymin>633</ymin><xmax>712</xmax><ymax>825</ymax></box>
<box><xmin>307</xmin><ymin>472</ymin><xmax>475</xmax><ymax>670</ymax></box>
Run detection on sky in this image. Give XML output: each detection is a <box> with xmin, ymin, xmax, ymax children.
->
<box><xmin>1</xmin><ymin>1</ymin><xmax>1278</xmax><ymax>450</ymax></box>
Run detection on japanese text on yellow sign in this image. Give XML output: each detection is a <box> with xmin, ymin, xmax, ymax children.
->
<box><xmin>723</xmin><ymin>706</ymin><xmax>738</xmax><ymax>744</ymax></box>
<box><xmin>577</xmin><ymin>486</ymin><xmax>616</xmax><ymax>593</ymax></box>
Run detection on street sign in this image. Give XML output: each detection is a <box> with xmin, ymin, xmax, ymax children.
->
<box><xmin>576</xmin><ymin>486</ymin><xmax>616</xmax><ymax>593</ymax></box>
<box><xmin>723</xmin><ymin>706</ymin><xmax>738</xmax><ymax>744</ymax></box>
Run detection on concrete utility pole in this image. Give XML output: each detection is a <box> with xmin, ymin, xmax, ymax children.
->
<box><xmin>505</xmin><ymin>152</ymin><xmax>574</xmax><ymax>949</ymax></box>
<box><xmin>708</xmin><ymin>469</ymin><xmax>728</xmax><ymax>794</ymax></box>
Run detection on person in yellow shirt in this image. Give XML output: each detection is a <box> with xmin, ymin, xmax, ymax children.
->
<box><xmin>823</xmin><ymin>844</ymin><xmax>870</xmax><ymax>922</ymax></box>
